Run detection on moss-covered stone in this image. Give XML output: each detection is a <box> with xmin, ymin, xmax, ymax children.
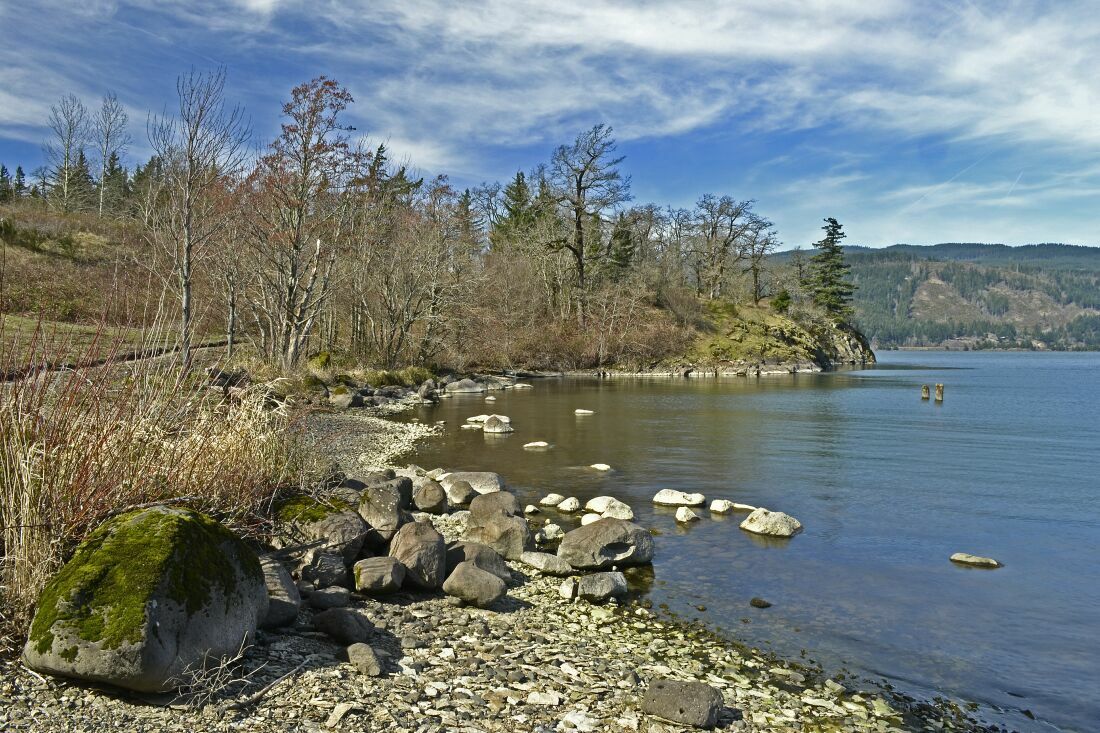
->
<box><xmin>28</xmin><ymin>507</ymin><xmax>262</xmax><ymax>657</ymax></box>
<box><xmin>274</xmin><ymin>495</ymin><xmax>352</xmax><ymax>525</ymax></box>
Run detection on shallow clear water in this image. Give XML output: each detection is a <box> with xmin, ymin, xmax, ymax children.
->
<box><xmin>403</xmin><ymin>352</ymin><xmax>1100</xmax><ymax>732</ymax></box>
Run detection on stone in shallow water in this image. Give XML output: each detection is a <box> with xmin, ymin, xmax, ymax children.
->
<box><xmin>557</xmin><ymin>518</ymin><xmax>654</xmax><ymax>570</ymax></box>
<box><xmin>950</xmin><ymin>552</ymin><xmax>1002</xmax><ymax>568</ymax></box>
<box><xmin>641</xmin><ymin>678</ymin><xmax>723</xmax><ymax>729</ymax></box>
<box><xmin>574</xmin><ymin>408</ymin><xmax>595</xmax><ymax>415</ymax></box>
<box><xmin>580</xmin><ymin>513</ymin><xmax>602</xmax><ymax>526</ymax></box>
<box><xmin>589</xmin><ymin>463</ymin><xmax>611</xmax><ymax>471</ymax></box>
<box><xmin>653</xmin><ymin>489</ymin><xmax>706</xmax><ymax>506</ymax></box>
<box><xmin>739</xmin><ymin>507</ymin><xmax>802</xmax><ymax>537</ymax></box>
<box><xmin>524</xmin><ymin>441</ymin><xmax>550</xmax><ymax>449</ymax></box>
<box><xmin>557</xmin><ymin>497</ymin><xmax>581</xmax><ymax>513</ymax></box>
<box><xmin>539</xmin><ymin>493</ymin><xmax>566</xmax><ymax>506</ymax></box>
<box><xmin>676</xmin><ymin>506</ymin><xmax>701</xmax><ymax>523</ymax></box>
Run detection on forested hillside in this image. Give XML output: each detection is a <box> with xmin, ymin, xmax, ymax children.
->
<box><xmin>841</xmin><ymin>243</ymin><xmax>1100</xmax><ymax>349</ymax></box>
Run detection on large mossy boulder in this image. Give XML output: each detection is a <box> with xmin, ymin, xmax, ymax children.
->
<box><xmin>23</xmin><ymin>506</ymin><xmax>268</xmax><ymax>693</ymax></box>
<box><xmin>273</xmin><ymin>495</ymin><xmax>368</xmax><ymax>564</ymax></box>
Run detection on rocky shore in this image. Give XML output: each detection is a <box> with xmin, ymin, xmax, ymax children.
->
<box><xmin>5</xmin><ymin>383</ymin><xmax>1003</xmax><ymax>733</ymax></box>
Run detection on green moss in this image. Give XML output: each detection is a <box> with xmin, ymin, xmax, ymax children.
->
<box><xmin>330</xmin><ymin>385</ymin><xmax>349</xmax><ymax>396</ymax></box>
<box><xmin>361</xmin><ymin>366</ymin><xmax>434</xmax><ymax>387</ymax></box>
<box><xmin>274</xmin><ymin>495</ymin><xmax>351</xmax><ymax>524</ymax></box>
<box><xmin>28</xmin><ymin>507</ymin><xmax>261</xmax><ymax>656</ymax></box>
<box><xmin>308</xmin><ymin>352</ymin><xmax>331</xmax><ymax>370</ymax></box>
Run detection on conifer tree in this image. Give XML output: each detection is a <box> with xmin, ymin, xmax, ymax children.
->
<box><xmin>0</xmin><ymin>165</ymin><xmax>12</xmax><ymax>203</ymax></box>
<box><xmin>13</xmin><ymin>166</ymin><xmax>27</xmax><ymax>198</ymax></box>
<box><xmin>808</xmin><ymin>217</ymin><xmax>855</xmax><ymax>321</ymax></box>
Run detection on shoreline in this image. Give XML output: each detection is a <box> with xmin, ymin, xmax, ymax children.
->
<box><xmin>1</xmin><ymin>401</ymin><xmax>1008</xmax><ymax>732</ymax></box>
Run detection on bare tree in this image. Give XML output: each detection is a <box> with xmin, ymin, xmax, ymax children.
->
<box><xmin>242</xmin><ymin>77</ymin><xmax>354</xmax><ymax>369</ymax></box>
<box><xmin>743</xmin><ymin>214</ymin><xmax>779</xmax><ymax>303</ymax></box>
<box><xmin>690</xmin><ymin>194</ymin><xmax>754</xmax><ymax>299</ymax></box>
<box><xmin>145</xmin><ymin>68</ymin><xmax>250</xmax><ymax>370</ymax></box>
<box><xmin>44</xmin><ymin>94</ymin><xmax>90</xmax><ymax>213</ymax></box>
<box><xmin>549</xmin><ymin>124</ymin><xmax>631</xmax><ymax>323</ymax></box>
<box><xmin>92</xmin><ymin>92</ymin><xmax>131</xmax><ymax>216</ymax></box>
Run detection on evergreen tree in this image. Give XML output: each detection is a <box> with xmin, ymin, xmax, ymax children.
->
<box><xmin>490</xmin><ymin>171</ymin><xmax>534</xmax><ymax>249</ymax></box>
<box><xmin>808</xmin><ymin>217</ymin><xmax>855</xmax><ymax>321</ymax></box>
<box><xmin>70</xmin><ymin>149</ymin><xmax>96</xmax><ymax>210</ymax></box>
<box><xmin>13</xmin><ymin>166</ymin><xmax>27</xmax><ymax>198</ymax></box>
<box><xmin>99</xmin><ymin>151</ymin><xmax>130</xmax><ymax>213</ymax></box>
<box><xmin>608</xmin><ymin>212</ymin><xmax>635</xmax><ymax>274</ymax></box>
<box><xmin>0</xmin><ymin>165</ymin><xmax>12</xmax><ymax>203</ymax></box>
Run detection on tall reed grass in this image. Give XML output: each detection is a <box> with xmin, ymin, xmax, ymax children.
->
<box><xmin>0</xmin><ymin>321</ymin><xmax>310</xmax><ymax>653</ymax></box>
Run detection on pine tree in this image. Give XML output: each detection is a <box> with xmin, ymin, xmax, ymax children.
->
<box><xmin>608</xmin><ymin>212</ymin><xmax>635</xmax><ymax>275</ymax></box>
<box><xmin>13</xmin><ymin>166</ymin><xmax>27</xmax><ymax>198</ymax></box>
<box><xmin>808</xmin><ymin>217</ymin><xmax>855</xmax><ymax>321</ymax></box>
<box><xmin>490</xmin><ymin>171</ymin><xmax>534</xmax><ymax>249</ymax></box>
<box><xmin>71</xmin><ymin>149</ymin><xmax>96</xmax><ymax>210</ymax></box>
<box><xmin>99</xmin><ymin>151</ymin><xmax>130</xmax><ymax>213</ymax></box>
<box><xmin>0</xmin><ymin>165</ymin><xmax>12</xmax><ymax>203</ymax></box>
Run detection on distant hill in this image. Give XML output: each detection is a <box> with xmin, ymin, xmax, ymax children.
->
<box><xmin>828</xmin><ymin>243</ymin><xmax>1100</xmax><ymax>349</ymax></box>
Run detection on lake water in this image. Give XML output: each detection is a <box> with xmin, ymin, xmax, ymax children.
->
<box><xmin>403</xmin><ymin>352</ymin><xmax>1100</xmax><ymax>732</ymax></box>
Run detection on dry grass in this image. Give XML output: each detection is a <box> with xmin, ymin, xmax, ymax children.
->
<box><xmin>0</xmin><ymin>321</ymin><xmax>311</xmax><ymax>653</ymax></box>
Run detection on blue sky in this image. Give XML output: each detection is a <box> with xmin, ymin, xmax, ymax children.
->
<box><xmin>2</xmin><ymin>0</ymin><xmax>1098</xmax><ymax>248</ymax></box>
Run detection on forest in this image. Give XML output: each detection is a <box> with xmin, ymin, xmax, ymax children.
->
<box><xmin>0</xmin><ymin>71</ymin><xmax>852</xmax><ymax>374</ymax></box>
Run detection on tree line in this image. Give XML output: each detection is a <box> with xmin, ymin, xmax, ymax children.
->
<box><xmin>1</xmin><ymin>70</ymin><xmax>857</xmax><ymax>371</ymax></box>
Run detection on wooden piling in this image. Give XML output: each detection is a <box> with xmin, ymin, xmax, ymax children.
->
<box><xmin>921</xmin><ymin>385</ymin><xmax>930</xmax><ymax>400</ymax></box>
<box><xmin>935</xmin><ymin>383</ymin><xmax>944</xmax><ymax>402</ymax></box>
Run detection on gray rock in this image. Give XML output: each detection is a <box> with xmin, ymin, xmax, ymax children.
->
<box><xmin>274</xmin><ymin>497</ymin><xmax>369</xmax><ymax>564</ymax></box>
<box><xmin>739</xmin><ymin>507</ymin><xmax>802</xmax><ymax>537</ymax></box>
<box><xmin>416</xmin><ymin>379</ymin><xmax>436</xmax><ymax>402</ymax></box>
<box><xmin>519</xmin><ymin>551</ymin><xmax>574</xmax><ymax>576</ymax></box>
<box><xmin>469</xmin><ymin>491</ymin><xmax>522</xmax><ymax>522</ymax></box>
<box><xmin>556</xmin><ymin>518</ymin><xmax>654</xmax><ymax>570</ymax></box>
<box><xmin>353</xmin><ymin>557</ymin><xmax>406</xmax><ymax>594</ymax></box>
<box><xmin>358</xmin><ymin>482</ymin><xmax>412</xmax><ymax>547</ymax></box>
<box><xmin>464</xmin><ymin>513</ymin><xmax>531</xmax><ymax>560</ymax></box>
<box><xmin>641</xmin><ymin>679</ymin><xmax>723</xmax><ymax>729</ymax></box>
<box><xmin>444</xmin><ymin>479</ymin><xmax>477</xmax><ymax>506</ymax></box>
<box><xmin>576</xmin><ymin>571</ymin><xmax>628</xmax><ymax>603</ymax></box>
<box><xmin>329</xmin><ymin>389</ymin><xmax>364</xmax><ymax>409</ymax></box>
<box><xmin>312</xmin><ymin>608</ymin><xmax>374</xmax><ymax>645</ymax></box>
<box><xmin>482</xmin><ymin>415</ymin><xmax>514</xmax><ymax>433</ymax></box>
<box><xmin>440</xmin><ymin>471</ymin><xmax>505</xmax><ymax>495</ymax></box>
<box><xmin>22</xmin><ymin>506</ymin><xmax>267</xmax><ymax>693</ymax></box>
<box><xmin>259</xmin><ymin>556</ymin><xmax>301</xmax><ymax>629</ymax></box>
<box><xmin>950</xmin><ymin>552</ymin><xmax>1002</xmax><ymax>568</ymax></box>
<box><xmin>388</xmin><ymin>521</ymin><xmax>446</xmax><ymax>589</ymax></box>
<box><xmin>446</xmin><ymin>542</ymin><xmax>511</xmax><ymax>582</ymax></box>
<box><xmin>442</xmin><ymin>561</ymin><xmax>506</xmax><ymax>608</ymax></box>
<box><xmin>412</xmin><ymin>479</ymin><xmax>447</xmax><ymax>514</ymax></box>
<box><xmin>308</xmin><ymin>586</ymin><xmax>350</xmax><ymax>609</ymax></box>
<box><xmin>302</xmin><ymin>551</ymin><xmax>350</xmax><ymax>589</ymax></box>
<box><xmin>445</xmin><ymin>378</ymin><xmax>486</xmax><ymax>393</ymax></box>
<box><xmin>347</xmin><ymin>643</ymin><xmax>382</xmax><ymax>676</ymax></box>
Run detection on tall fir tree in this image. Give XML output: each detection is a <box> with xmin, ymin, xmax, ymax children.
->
<box><xmin>13</xmin><ymin>166</ymin><xmax>27</xmax><ymax>198</ymax></box>
<box><xmin>808</xmin><ymin>217</ymin><xmax>855</xmax><ymax>321</ymax></box>
<box><xmin>0</xmin><ymin>165</ymin><xmax>12</xmax><ymax>203</ymax></box>
<box><xmin>607</xmin><ymin>211</ymin><xmax>636</xmax><ymax>277</ymax></box>
<box><xmin>491</xmin><ymin>171</ymin><xmax>534</xmax><ymax>249</ymax></box>
<box><xmin>99</xmin><ymin>151</ymin><xmax>130</xmax><ymax>213</ymax></box>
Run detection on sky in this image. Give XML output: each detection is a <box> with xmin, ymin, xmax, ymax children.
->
<box><xmin>1</xmin><ymin>0</ymin><xmax>1098</xmax><ymax>248</ymax></box>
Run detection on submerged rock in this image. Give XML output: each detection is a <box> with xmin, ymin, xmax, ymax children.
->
<box><xmin>950</xmin><ymin>552</ymin><xmax>1003</xmax><ymax>568</ymax></box>
<box><xmin>739</xmin><ymin>507</ymin><xmax>803</xmax><ymax>537</ymax></box>
<box><xmin>23</xmin><ymin>506</ymin><xmax>267</xmax><ymax>693</ymax></box>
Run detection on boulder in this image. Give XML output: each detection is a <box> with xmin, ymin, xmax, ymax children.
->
<box><xmin>580</xmin><ymin>513</ymin><xmax>602</xmax><ymax>526</ymax></box>
<box><xmin>469</xmin><ymin>491</ymin><xmax>522</xmax><ymax>522</ymax></box>
<box><xmin>525</xmin><ymin>505</ymin><xmax>540</xmax><ymax>514</ymax></box>
<box><xmin>950</xmin><ymin>552</ymin><xmax>1002</xmax><ymax>568</ymax></box>
<box><xmin>442</xmin><ymin>561</ymin><xmax>506</xmax><ymax>608</ymax></box>
<box><xmin>709</xmin><ymin>499</ymin><xmax>735</xmax><ymax>514</ymax></box>
<box><xmin>520</xmin><ymin>551</ymin><xmax>574</xmax><ymax>576</ymax></box>
<box><xmin>329</xmin><ymin>388</ymin><xmax>364</xmax><ymax>409</ymax></box>
<box><xmin>601</xmin><ymin>499</ymin><xmax>634</xmax><ymax>521</ymax></box>
<box><xmin>559</xmin><ymin>578</ymin><xmax>578</xmax><ymax>600</ymax></box>
<box><xmin>463</xmin><ymin>513</ymin><xmax>531</xmax><ymax>560</ymax></box>
<box><xmin>641</xmin><ymin>679</ymin><xmax>723</xmax><ymax>729</ymax></box>
<box><xmin>446</xmin><ymin>542</ymin><xmax>511</xmax><ymax>582</ymax></box>
<box><xmin>482</xmin><ymin>415</ymin><xmax>514</xmax><ymax>433</ymax></box>
<box><xmin>347</xmin><ymin>643</ymin><xmax>383</xmax><ymax>676</ymax></box>
<box><xmin>416</xmin><ymin>380</ymin><xmax>436</xmax><ymax>402</ymax></box>
<box><xmin>301</xmin><ymin>551</ymin><xmax>351</xmax><ymax>589</ymax></box>
<box><xmin>675</xmin><ymin>507</ymin><xmax>701</xmax><ymax>523</ymax></box>
<box><xmin>576</xmin><ymin>571</ymin><xmax>627</xmax><ymax>603</ymax></box>
<box><xmin>653</xmin><ymin>489</ymin><xmax>706</xmax><ymax>507</ymax></box>
<box><xmin>259</xmin><ymin>556</ymin><xmax>301</xmax><ymax>629</ymax></box>
<box><xmin>539</xmin><ymin>493</ymin><xmax>566</xmax><ymax>507</ymax></box>
<box><xmin>22</xmin><ymin>507</ymin><xmax>267</xmax><ymax>693</ymax></box>
<box><xmin>739</xmin><ymin>507</ymin><xmax>803</xmax><ymax>537</ymax></box>
<box><xmin>444</xmin><ymin>480</ymin><xmax>477</xmax><ymax>506</ymax></box>
<box><xmin>557</xmin><ymin>518</ymin><xmax>654</xmax><ymax>570</ymax></box>
<box><xmin>312</xmin><ymin>608</ymin><xmax>373</xmax><ymax>645</ymax></box>
<box><xmin>537</xmin><ymin>523</ymin><xmax>565</xmax><ymax>543</ymax></box>
<box><xmin>557</xmin><ymin>497</ymin><xmax>581</xmax><ymax>513</ymax></box>
<box><xmin>353</xmin><ymin>557</ymin><xmax>406</xmax><ymax>594</ymax></box>
<box><xmin>388</xmin><ymin>521</ymin><xmax>446</xmax><ymax>589</ymax></box>
<box><xmin>308</xmin><ymin>587</ymin><xmax>350</xmax><ymax>609</ymax></box>
<box><xmin>584</xmin><ymin>496</ymin><xmax>617</xmax><ymax>513</ymax></box>
<box><xmin>273</xmin><ymin>496</ymin><xmax>368</xmax><ymax>564</ymax></box>
<box><xmin>411</xmin><ymin>479</ymin><xmax>447</xmax><ymax>514</ymax></box>
<box><xmin>440</xmin><ymin>471</ymin><xmax>506</xmax><ymax>495</ymax></box>
<box><xmin>446</xmin><ymin>378</ymin><xmax>486</xmax><ymax>393</ymax></box>
<box><xmin>358</xmin><ymin>483</ymin><xmax>412</xmax><ymax>547</ymax></box>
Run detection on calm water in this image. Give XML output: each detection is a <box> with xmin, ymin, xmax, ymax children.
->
<box><xmin>403</xmin><ymin>352</ymin><xmax>1100</xmax><ymax>732</ymax></box>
